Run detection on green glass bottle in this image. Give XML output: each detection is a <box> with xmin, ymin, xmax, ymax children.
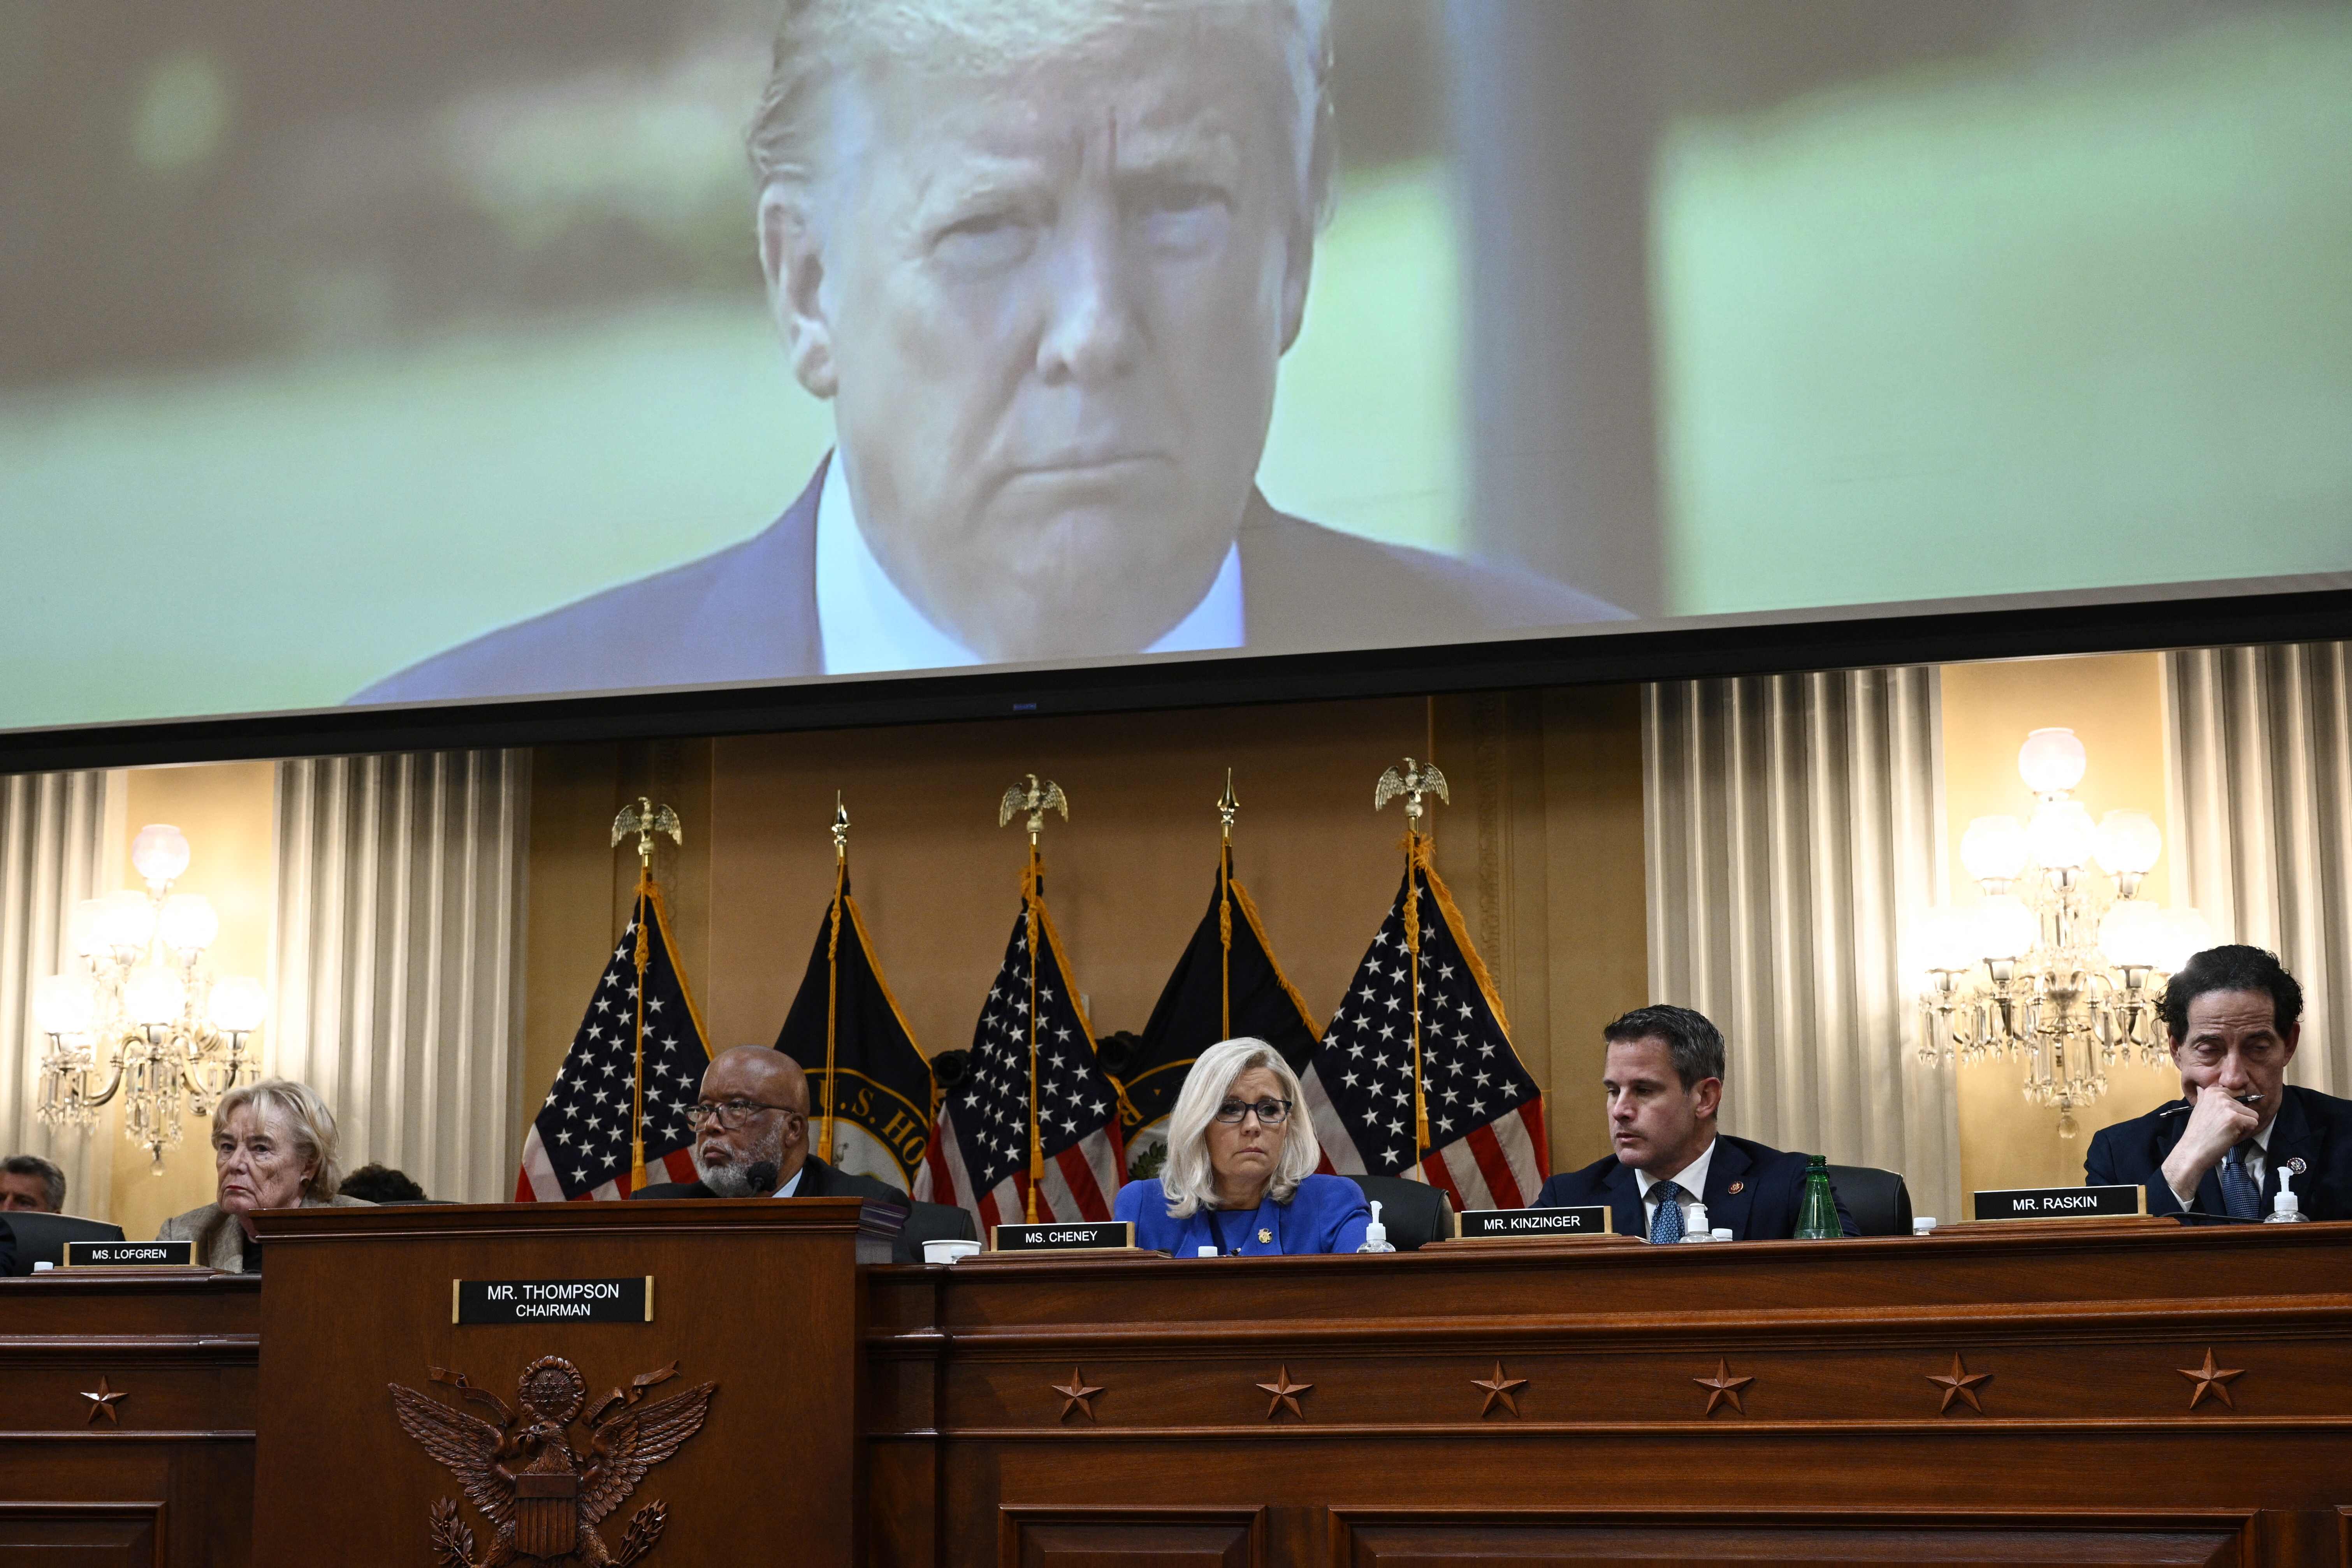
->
<box><xmin>1794</xmin><ymin>1154</ymin><xmax>1842</xmax><ymax>1240</ymax></box>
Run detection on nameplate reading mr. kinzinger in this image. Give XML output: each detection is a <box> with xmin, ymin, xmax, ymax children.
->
<box><xmin>1971</xmin><ymin>1185</ymin><xmax>2146</xmax><ymax>1221</ymax></box>
<box><xmin>454</xmin><ymin>1276</ymin><xmax>653</xmax><ymax>1325</ymax></box>
<box><xmin>1457</xmin><ymin>1206</ymin><xmax>1614</xmax><ymax>1239</ymax></box>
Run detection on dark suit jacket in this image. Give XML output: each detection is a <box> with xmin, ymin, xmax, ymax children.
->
<box><xmin>352</xmin><ymin>456</ymin><xmax>1628</xmax><ymax>704</ymax></box>
<box><xmin>1530</xmin><ymin>1133</ymin><xmax>1859</xmax><ymax>1241</ymax></box>
<box><xmin>628</xmin><ymin>1155</ymin><xmax>975</xmax><ymax>1262</ymax></box>
<box><xmin>2085</xmin><ymin>1082</ymin><xmax>2352</xmax><ymax>1222</ymax></box>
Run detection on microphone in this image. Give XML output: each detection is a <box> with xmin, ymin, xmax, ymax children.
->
<box><xmin>746</xmin><ymin>1161</ymin><xmax>780</xmax><ymax>1194</ymax></box>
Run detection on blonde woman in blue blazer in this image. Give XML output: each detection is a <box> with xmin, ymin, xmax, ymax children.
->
<box><xmin>1114</xmin><ymin>1038</ymin><xmax>1372</xmax><ymax>1256</ymax></box>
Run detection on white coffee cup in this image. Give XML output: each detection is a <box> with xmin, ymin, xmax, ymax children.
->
<box><xmin>922</xmin><ymin>1238</ymin><xmax>982</xmax><ymax>1265</ymax></box>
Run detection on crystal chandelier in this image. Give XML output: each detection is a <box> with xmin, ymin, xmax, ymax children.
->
<box><xmin>33</xmin><ymin>824</ymin><xmax>266</xmax><ymax>1169</ymax></box>
<box><xmin>1913</xmin><ymin>728</ymin><xmax>2212</xmax><ymax>1137</ymax></box>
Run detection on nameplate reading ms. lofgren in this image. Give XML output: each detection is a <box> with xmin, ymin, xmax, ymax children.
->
<box><xmin>64</xmin><ymin>1239</ymin><xmax>195</xmax><ymax>1267</ymax></box>
<box><xmin>1971</xmin><ymin>1184</ymin><xmax>2146</xmax><ymax>1221</ymax></box>
<box><xmin>454</xmin><ymin>1276</ymin><xmax>653</xmax><ymax>1325</ymax></box>
<box><xmin>1456</xmin><ymin>1206</ymin><xmax>1614</xmax><ymax>1239</ymax></box>
<box><xmin>990</xmin><ymin>1221</ymin><xmax>1134</xmax><ymax>1252</ymax></box>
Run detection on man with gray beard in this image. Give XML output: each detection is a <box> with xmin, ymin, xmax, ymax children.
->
<box><xmin>631</xmin><ymin>1046</ymin><xmax>972</xmax><ymax>1260</ymax></box>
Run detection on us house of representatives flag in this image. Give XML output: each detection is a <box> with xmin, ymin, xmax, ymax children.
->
<box><xmin>516</xmin><ymin>872</ymin><xmax>711</xmax><ymax>1201</ymax></box>
<box><xmin>1122</xmin><ymin>841</ymin><xmax>1319</xmax><ymax>1155</ymax></box>
<box><xmin>775</xmin><ymin>862</ymin><xmax>936</xmax><ymax>1191</ymax></box>
<box><xmin>920</xmin><ymin>864</ymin><xmax>1124</xmax><ymax>1227</ymax></box>
<box><xmin>1301</xmin><ymin>841</ymin><xmax>1549</xmax><ymax>1209</ymax></box>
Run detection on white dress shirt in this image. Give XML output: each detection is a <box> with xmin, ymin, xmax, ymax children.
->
<box><xmin>1635</xmin><ymin>1137</ymin><xmax>1717</xmax><ymax>1239</ymax></box>
<box><xmin>2171</xmin><ymin>1119</ymin><xmax>2271</xmax><ymax>1211</ymax></box>
<box><xmin>813</xmin><ymin>452</ymin><xmax>1244</xmax><ymax>675</ymax></box>
<box><xmin>772</xmin><ymin>1164</ymin><xmax>803</xmax><ymax>1198</ymax></box>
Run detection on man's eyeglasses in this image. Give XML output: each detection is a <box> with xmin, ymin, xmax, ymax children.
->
<box><xmin>683</xmin><ymin>1099</ymin><xmax>799</xmax><ymax>1131</ymax></box>
<box><xmin>1212</xmin><ymin>1097</ymin><xmax>1293</xmax><ymax>1126</ymax></box>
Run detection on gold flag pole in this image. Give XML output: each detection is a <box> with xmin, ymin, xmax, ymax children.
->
<box><xmin>1217</xmin><ymin>769</ymin><xmax>1238</xmax><ymax>1038</ymax></box>
<box><xmin>610</xmin><ymin>796</ymin><xmax>682</xmax><ymax>1190</ymax></box>
<box><xmin>998</xmin><ymin>774</ymin><xmax>1068</xmax><ymax>1223</ymax></box>
<box><xmin>1374</xmin><ymin>758</ymin><xmax>1448</xmax><ymax>1172</ymax></box>
<box><xmin>821</xmin><ymin>794</ymin><xmax>849</xmax><ymax>1165</ymax></box>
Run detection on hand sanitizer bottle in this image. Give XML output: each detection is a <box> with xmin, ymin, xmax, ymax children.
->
<box><xmin>1680</xmin><ymin>1201</ymin><xmax>1716</xmax><ymax>1240</ymax></box>
<box><xmin>1356</xmin><ymin>1199</ymin><xmax>1396</xmax><ymax>1253</ymax></box>
<box><xmin>2264</xmin><ymin>1169</ymin><xmax>2310</xmax><ymax>1223</ymax></box>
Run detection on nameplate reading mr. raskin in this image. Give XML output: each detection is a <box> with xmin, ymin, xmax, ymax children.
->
<box><xmin>1971</xmin><ymin>1185</ymin><xmax>2146</xmax><ymax>1222</ymax></box>
<box><xmin>454</xmin><ymin>1277</ymin><xmax>652</xmax><ymax>1325</ymax></box>
<box><xmin>990</xmin><ymin>1221</ymin><xmax>1134</xmax><ymax>1252</ymax></box>
<box><xmin>1457</xmin><ymin>1206</ymin><xmax>1614</xmax><ymax>1239</ymax></box>
<box><xmin>64</xmin><ymin>1239</ymin><xmax>195</xmax><ymax>1267</ymax></box>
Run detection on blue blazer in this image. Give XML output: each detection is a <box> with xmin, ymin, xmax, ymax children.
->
<box><xmin>2085</xmin><ymin>1082</ymin><xmax>2352</xmax><ymax>1222</ymax></box>
<box><xmin>1113</xmin><ymin>1173</ymin><xmax>1373</xmax><ymax>1257</ymax></box>
<box><xmin>1530</xmin><ymin>1133</ymin><xmax>1858</xmax><ymax>1241</ymax></box>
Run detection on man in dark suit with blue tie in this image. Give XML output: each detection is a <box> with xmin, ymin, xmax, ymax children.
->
<box><xmin>2085</xmin><ymin>945</ymin><xmax>2350</xmax><ymax>1222</ymax></box>
<box><xmin>1531</xmin><ymin>1005</ymin><xmax>1853</xmax><ymax>1241</ymax></box>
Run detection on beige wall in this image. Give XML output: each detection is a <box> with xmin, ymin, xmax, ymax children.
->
<box><xmin>104</xmin><ymin>760</ymin><xmax>278</xmax><ymax>1239</ymax></box>
<box><xmin>523</xmin><ymin>689</ymin><xmax>1654</xmax><ymax>1181</ymax></box>
<box><xmin>1939</xmin><ymin>653</ymin><xmax>2184</xmax><ymax>1194</ymax></box>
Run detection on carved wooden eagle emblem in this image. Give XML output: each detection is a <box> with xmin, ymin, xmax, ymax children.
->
<box><xmin>389</xmin><ymin>1355</ymin><xmax>715</xmax><ymax>1567</ymax></box>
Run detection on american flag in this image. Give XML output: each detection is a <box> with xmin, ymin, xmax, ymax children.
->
<box><xmin>1301</xmin><ymin>847</ymin><xmax>1549</xmax><ymax>1209</ymax></box>
<box><xmin>919</xmin><ymin>877</ymin><xmax>1123</xmax><ymax>1227</ymax></box>
<box><xmin>516</xmin><ymin>877</ymin><xmax>710</xmax><ymax>1201</ymax></box>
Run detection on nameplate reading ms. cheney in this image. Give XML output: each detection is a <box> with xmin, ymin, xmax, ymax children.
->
<box><xmin>990</xmin><ymin>1221</ymin><xmax>1134</xmax><ymax>1252</ymax></box>
<box><xmin>1456</xmin><ymin>1206</ymin><xmax>1614</xmax><ymax>1239</ymax></box>
<box><xmin>64</xmin><ymin>1239</ymin><xmax>196</xmax><ymax>1266</ymax></box>
<box><xmin>454</xmin><ymin>1276</ymin><xmax>653</xmax><ymax>1325</ymax></box>
<box><xmin>1971</xmin><ymin>1185</ymin><xmax>2147</xmax><ymax>1221</ymax></box>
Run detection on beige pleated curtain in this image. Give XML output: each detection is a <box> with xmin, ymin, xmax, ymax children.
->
<box><xmin>1644</xmin><ymin>667</ymin><xmax>1962</xmax><ymax>1220</ymax></box>
<box><xmin>2166</xmin><ymin>642</ymin><xmax>2352</xmax><ymax>1095</ymax></box>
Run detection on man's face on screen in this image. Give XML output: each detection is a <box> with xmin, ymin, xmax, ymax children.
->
<box><xmin>791</xmin><ymin>17</ymin><xmax>1309</xmax><ymax>660</ymax></box>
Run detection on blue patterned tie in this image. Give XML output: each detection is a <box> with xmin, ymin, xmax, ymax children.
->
<box><xmin>1648</xmin><ymin>1180</ymin><xmax>1686</xmax><ymax>1244</ymax></box>
<box><xmin>2220</xmin><ymin>1145</ymin><xmax>2261</xmax><ymax>1221</ymax></box>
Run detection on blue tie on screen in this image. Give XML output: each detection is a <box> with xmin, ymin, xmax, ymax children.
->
<box><xmin>2220</xmin><ymin>1145</ymin><xmax>2261</xmax><ymax>1221</ymax></box>
<box><xmin>1649</xmin><ymin>1180</ymin><xmax>1685</xmax><ymax>1244</ymax></box>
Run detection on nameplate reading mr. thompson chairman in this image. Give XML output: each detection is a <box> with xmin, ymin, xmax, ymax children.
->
<box><xmin>454</xmin><ymin>1276</ymin><xmax>652</xmax><ymax>1325</ymax></box>
<box><xmin>1971</xmin><ymin>1185</ymin><xmax>2146</xmax><ymax>1222</ymax></box>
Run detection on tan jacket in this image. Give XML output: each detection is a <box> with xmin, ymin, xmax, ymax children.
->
<box><xmin>156</xmin><ymin>1193</ymin><xmax>373</xmax><ymax>1270</ymax></box>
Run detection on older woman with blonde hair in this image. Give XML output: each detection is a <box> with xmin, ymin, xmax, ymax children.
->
<box><xmin>1113</xmin><ymin>1038</ymin><xmax>1371</xmax><ymax>1255</ymax></box>
<box><xmin>157</xmin><ymin>1078</ymin><xmax>369</xmax><ymax>1270</ymax></box>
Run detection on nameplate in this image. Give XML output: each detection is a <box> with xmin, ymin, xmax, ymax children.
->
<box><xmin>990</xmin><ymin>1221</ymin><xmax>1134</xmax><ymax>1252</ymax></box>
<box><xmin>1456</xmin><ymin>1206</ymin><xmax>1614</xmax><ymax>1239</ymax></box>
<box><xmin>453</xmin><ymin>1276</ymin><xmax>652</xmax><ymax>1325</ymax></box>
<box><xmin>63</xmin><ymin>1240</ymin><xmax>194</xmax><ymax>1267</ymax></box>
<box><xmin>1971</xmin><ymin>1184</ymin><xmax>2146</xmax><ymax>1221</ymax></box>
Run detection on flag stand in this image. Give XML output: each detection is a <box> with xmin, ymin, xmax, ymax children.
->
<box><xmin>997</xmin><ymin>774</ymin><xmax>1069</xmax><ymax>1224</ymax></box>
<box><xmin>610</xmin><ymin>796</ymin><xmax>684</xmax><ymax>1193</ymax></box>
<box><xmin>821</xmin><ymin>796</ymin><xmax>849</xmax><ymax>1165</ymax></box>
<box><xmin>1375</xmin><ymin>758</ymin><xmax>1450</xmax><ymax>1177</ymax></box>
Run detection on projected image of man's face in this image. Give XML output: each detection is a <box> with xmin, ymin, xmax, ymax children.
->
<box><xmin>769</xmin><ymin>14</ymin><xmax>1310</xmax><ymax>662</ymax></box>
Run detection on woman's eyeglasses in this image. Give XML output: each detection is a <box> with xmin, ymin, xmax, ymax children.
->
<box><xmin>1212</xmin><ymin>1097</ymin><xmax>1293</xmax><ymax>1126</ymax></box>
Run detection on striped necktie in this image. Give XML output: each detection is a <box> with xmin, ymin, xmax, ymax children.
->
<box><xmin>2220</xmin><ymin>1144</ymin><xmax>2262</xmax><ymax>1221</ymax></box>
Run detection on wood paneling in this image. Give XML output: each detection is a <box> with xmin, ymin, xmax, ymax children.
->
<box><xmin>0</xmin><ymin>1270</ymin><xmax>257</xmax><ymax>1568</ymax></box>
<box><xmin>1000</xmin><ymin>1506</ymin><xmax>1263</xmax><ymax>1567</ymax></box>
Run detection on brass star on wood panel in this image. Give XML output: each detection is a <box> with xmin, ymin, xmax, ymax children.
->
<box><xmin>1050</xmin><ymin>1368</ymin><xmax>1103</xmax><ymax>1422</ymax></box>
<box><xmin>2177</xmin><ymin>1349</ymin><xmax>2245</xmax><ymax>1411</ymax></box>
<box><xmin>80</xmin><ymin>1377</ymin><xmax>127</xmax><ymax>1426</ymax></box>
<box><xmin>1257</xmin><ymin>1366</ymin><xmax>1312</xmax><ymax>1421</ymax></box>
<box><xmin>1693</xmin><ymin>1359</ymin><xmax>1754</xmax><ymax>1417</ymax></box>
<box><xmin>1473</xmin><ymin>1361</ymin><xmax>1528</xmax><ymax>1418</ymax></box>
<box><xmin>1927</xmin><ymin>1352</ymin><xmax>1992</xmax><ymax>1414</ymax></box>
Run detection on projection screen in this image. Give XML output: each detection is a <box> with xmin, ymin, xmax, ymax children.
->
<box><xmin>2</xmin><ymin>0</ymin><xmax>2347</xmax><ymax>740</ymax></box>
